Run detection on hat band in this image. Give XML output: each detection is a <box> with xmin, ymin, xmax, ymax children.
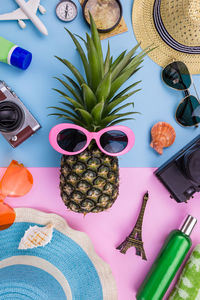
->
<box><xmin>153</xmin><ymin>0</ymin><xmax>200</xmax><ymax>54</ymax></box>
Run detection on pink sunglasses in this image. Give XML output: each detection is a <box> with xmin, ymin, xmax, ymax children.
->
<box><xmin>49</xmin><ymin>124</ymin><xmax>135</xmax><ymax>156</ymax></box>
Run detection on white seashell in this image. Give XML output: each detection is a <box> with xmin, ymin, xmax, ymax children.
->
<box><xmin>18</xmin><ymin>223</ymin><xmax>54</xmax><ymax>250</ymax></box>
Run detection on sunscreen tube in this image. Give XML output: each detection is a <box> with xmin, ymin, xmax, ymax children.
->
<box><xmin>0</xmin><ymin>37</ymin><xmax>32</xmax><ymax>70</ymax></box>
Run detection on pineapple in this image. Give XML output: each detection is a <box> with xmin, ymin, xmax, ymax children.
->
<box><xmin>50</xmin><ymin>14</ymin><xmax>148</xmax><ymax>214</ymax></box>
<box><xmin>60</xmin><ymin>143</ymin><xmax>119</xmax><ymax>213</ymax></box>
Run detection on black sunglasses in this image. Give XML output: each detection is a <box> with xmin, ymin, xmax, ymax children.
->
<box><xmin>162</xmin><ymin>61</ymin><xmax>200</xmax><ymax>127</ymax></box>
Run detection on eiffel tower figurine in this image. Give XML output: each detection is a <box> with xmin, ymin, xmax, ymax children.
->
<box><xmin>117</xmin><ymin>191</ymin><xmax>149</xmax><ymax>260</ymax></box>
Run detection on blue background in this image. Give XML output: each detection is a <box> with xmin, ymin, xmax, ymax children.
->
<box><xmin>0</xmin><ymin>0</ymin><xmax>199</xmax><ymax>167</ymax></box>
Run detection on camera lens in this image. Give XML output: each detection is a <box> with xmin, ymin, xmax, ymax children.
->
<box><xmin>0</xmin><ymin>101</ymin><xmax>24</xmax><ymax>133</ymax></box>
<box><xmin>184</xmin><ymin>147</ymin><xmax>200</xmax><ymax>183</ymax></box>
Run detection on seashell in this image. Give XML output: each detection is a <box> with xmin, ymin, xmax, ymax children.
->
<box><xmin>150</xmin><ymin>122</ymin><xmax>176</xmax><ymax>155</ymax></box>
<box><xmin>18</xmin><ymin>223</ymin><xmax>54</xmax><ymax>250</ymax></box>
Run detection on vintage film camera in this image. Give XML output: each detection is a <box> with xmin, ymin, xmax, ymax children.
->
<box><xmin>0</xmin><ymin>81</ymin><xmax>40</xmax><ymax>147</ymax></box>
<box><xmin>155</xmin><ymin>134</ymin><xmax>200</xmax><ymax>203</ymax></box>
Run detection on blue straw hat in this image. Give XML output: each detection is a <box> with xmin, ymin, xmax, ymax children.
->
<box><xmin>0</xmin><ymin>208</ymin><xmax>117</xmax><ymax>300</ymax></box>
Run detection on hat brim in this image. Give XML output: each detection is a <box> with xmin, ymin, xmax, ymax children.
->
<box><xmin>132</xmin><ymin>0</ymin><xmax>200</xmax><ymax>74</ymax></box>
<box><xmin>0</xmin><ymin>208</ymin><xmax>117</xmax><ymax>300</ymax></box>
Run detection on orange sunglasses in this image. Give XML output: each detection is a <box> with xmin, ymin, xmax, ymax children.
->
<box><xmin>0</xmin><ymin>160</ymin><xmax>33</xmax><ymax>230</ymax></box>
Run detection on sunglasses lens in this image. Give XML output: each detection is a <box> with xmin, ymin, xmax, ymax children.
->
<box><xmin>0</xmin><ymin>160</ymin><xmax>33</xmax><ymax>198</ymax></box>
<box><xmin>0</xmin><ymin>202</ymin><xmax>15</xmax><ymax>231</ymax></box>
<box><xmin>57</xmin><ymin>129</ymin><xmax>87</xmax><ymax>152</ymax></box>
<box><xmin>100</xmin><ymin>130</ymin><xmax>128</xmax><ymax>153</ymax></box>
<box><xmin>176</xmin><ymin>96</ymin><xmax>200</xmax><ymax>126</ymax></box>
<box><xmin>163</xmin><ymin>61</ymin><xmax>191</xmax><ymax>90</ymax></box>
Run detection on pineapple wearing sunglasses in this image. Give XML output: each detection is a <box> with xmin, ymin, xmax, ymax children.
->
<box><xmin>50</xmin><ymin>14</ymin><xmax>147</xmax><ymax>214</ymax></box>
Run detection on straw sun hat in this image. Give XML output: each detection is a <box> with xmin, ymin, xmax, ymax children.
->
<box><xmin>0</xmin><ymin>208</ymin><xmax>117</xmax><ymax>300</ymax></box>
<box><xmin>132</xmin><ymin>0</ymin><xmax>200</xmax><ymax>74</ymax></box>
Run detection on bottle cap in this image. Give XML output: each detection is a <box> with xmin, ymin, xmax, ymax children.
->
<box><xmin>10</xmin><ymin>47</ymin><xmax>32</xmax><ymax>70</ymax></box>
<box><xmin>180</xmin><ymin>215</ymin><xmax>197</xmax><ymax>236</ymax></box>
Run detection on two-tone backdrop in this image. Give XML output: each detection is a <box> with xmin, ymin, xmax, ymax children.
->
<box><xmin>1</xmin><ymin>0</ymin><xmax>200</xmax><ymax>299</ymax></box>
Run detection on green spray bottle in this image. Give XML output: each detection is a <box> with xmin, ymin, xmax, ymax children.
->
<box><xmin>136</xmin><ymin>215</ymin><xmax>197</xmax><ymax>300</ymax></box>
<box><xmin>0</xmin><ymin>36</ymin><xmax>32</xmax><ymax>70</ymax></box>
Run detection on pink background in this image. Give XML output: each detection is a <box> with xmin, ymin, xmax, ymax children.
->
<box><xmin>2</xmin><ymin>167</ymin><xmax>200</xmax><ymax>300</ymax></box>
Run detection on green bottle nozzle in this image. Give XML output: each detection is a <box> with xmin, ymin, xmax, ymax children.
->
<box><xmin>180</xmin><ymin>215</ymin><xmax>197</xmax><ymax>236</ymax></box>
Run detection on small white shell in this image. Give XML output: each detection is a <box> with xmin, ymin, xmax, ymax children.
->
<box><xmin>18</xmin><ymin>223</ymin><xmax>54</xmax><ymax>250</ymax></box>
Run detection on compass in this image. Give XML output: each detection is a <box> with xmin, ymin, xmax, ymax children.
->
<box><xmin>56</xmin><ymin>0</ymin><xmax>78</xmax><ymax>22</ymax></box>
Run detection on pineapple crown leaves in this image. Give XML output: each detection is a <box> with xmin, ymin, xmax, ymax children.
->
<box><xmin>50</xmin><ymin>13</ymin><xmax>151</xmax><ymax>132</ymax></box>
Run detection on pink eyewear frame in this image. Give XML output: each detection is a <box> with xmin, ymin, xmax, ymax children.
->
<box><xmin>49</xmin><ymin>124</ymin><xmax>135</xmax><ymax>157</ymax></box>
